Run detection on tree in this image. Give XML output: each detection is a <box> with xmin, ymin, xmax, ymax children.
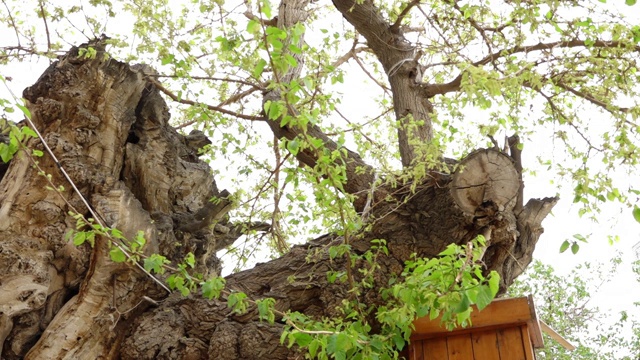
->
<box><xmin>509</xmin><ymin>257</ymin><xmax>640</xmax><ymax>360</ymax></box>
<box><xmin>0</xmin><ymin>0</ymin><xmax>638</xmax><ymax>359</ymax></box>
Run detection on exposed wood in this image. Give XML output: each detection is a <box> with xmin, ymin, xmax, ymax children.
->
<box><xmin>423</xmin><ymin>337</ymin><xmax>448</xmax><ymax>359</ymax></box>
<box><xmin>470</xmin><ymin>330</ymin><xmax>500</xmax><ymax>359</ymax></box>
<box><xmin>412</xmin><ymin>297</ymin><xmax>542</xmax><ymax>343</ymax></box>
<box><xmin>447</xmin><ymin>334</ymin><xmax>474</xmax><ymax>360</ymax></box>
<box><xmin>520</xmin><ymin>325</ymin><xmax>536</xmax><ymax>360</ymax></box>
<box><xmin>540</xmin><ymin>320</ymin><xmax>576</xmax><ymax>351</ymax></box>
<box><xmin>451</xmin><ymin>149</ymin><xmax>519</xmax><ymax>215</ymax></box>
<box><xmin>496</xmin><ymin>327</ymin><xmax>526</xmax><ymax>360</ymax></box>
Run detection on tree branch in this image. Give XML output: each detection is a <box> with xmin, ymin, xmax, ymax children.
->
<box><xmin>389</xmin><ymin>0</ymin><xmax>421</xmax><ymax>32</ymax></box>
<box><xmin>261</xmin><ymin>0</ymin><xmax>375</xmax><ymax>211</ymax></box>
<box><xmin>420</xmin><ymin>38</ymin><xmax>640</xmax><ymax>102</ymax></box>
<box><xmin>551</xmin><ymin>78</ymin><xmax>629</xmax><ymax>114</ymax></box>
<box><xmin>147</xmin><ymin>77</ymin><xmax>266</xmax><ymax>122</ymax></box>
<box><xmin>333</xmin><ymin>0</ymin><xmax>434</xmax><ymax>167</ymax></box>
<box><xmin>475</xmin><ymin>39</ymin><xmax>640</xmax><ymax>68</ymax></box>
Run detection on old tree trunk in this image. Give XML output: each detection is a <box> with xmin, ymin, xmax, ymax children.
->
<box><xmin>0</xmin><ymin>7</ymin><xmax>557</xmax><ymax>360</ymax></box>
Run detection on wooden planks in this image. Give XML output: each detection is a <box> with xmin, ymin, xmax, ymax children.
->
<box><xmin>471</xmin><ymin>329</ymin><xmax>500</xmax><ymax>359</ymax></box>
<box><xmin>413</xmin><ymin>324</ymin><xmax>537</xmax><ymax>359</ymax></box>
<box><xmin>496</xmin><ymin>327</ymin><xmax>526</xmax><ymax>360</ymax></box>
<box><xmin>408</xmin><ymin>297</ymin><xmax>570</xmax><ymax>359</ymax></box>
<box><xmin>423</xmin><ymin>337</ymin><xmax>449</xmax><ymax>359</ymax></box>
<box><xmin>413</xmin><ymin>297</ymin><xmax>533</xmax><ymax>337</ymax></box>
<box><xmin>447</xmin><ymin>334</ymin><xmax>473</xmax><ymax>360</ymax></box>
<box><xmin>411</xmin><ymin>297</ymin><xmax>544</xmax><ymax>349</ymax></box>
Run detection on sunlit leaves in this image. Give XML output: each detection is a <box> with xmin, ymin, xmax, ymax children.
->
<box><xmin>560</xmin><ymin>234</ymin><xmax>588</xmax><ymax>254</ymax></box>
<box><xmin>109</xmin><ymin>247</ymin><xmax>127</xmax><ymax>263</ymax></box>
<box><xmin>227</xmin><ymin>292</ymin><xmax>249</xmax><ymax>314</ymax></box>
<box><xmin>283</xmin><ymin>236</ymin><xmax>497</xmax><ymax>359</ymax></box>
<box><xmin>144</xmin><ymin>254</ymin><xmax>170</xmax><ymax>274</ymax></box>
<box><xmin>256</xmin><ymin>297</ymin><xmax>276</xmax><ymax>323</ymax></box>
<box><xmin>201</xmin><ymin>276</ymin><xmax>226</xmax><ymax>300</ymax></box>
<box><xmin>252</xmin><ymin>58</ymin><xmax>267</xmax><ymax>79</ymax></box>
<box><xmin>633</xmin><ymin>205</ymin><xmax>640</xmax><ymax>223</ymax></box>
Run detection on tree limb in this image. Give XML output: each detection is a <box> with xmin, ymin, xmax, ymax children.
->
<box><xmin>148</xmin><ymin>77</ymin><xmax>266</xmax><ymax>121</ymax></box>
<box><xmin>261</xmin><ymin>0</ymin><xmax>375</xmax><ymax>211</ymax></box>
<box><xmin>420</xmin><ymin>38</ymin><xmax>640</xmax><ymax>98</ymax></box>
<box><xmin>389</xmin><ymin>0</ymin><xmax>421</xmax><ymax>32</ymax></box>
<box><xmin>332</xmin><ymin>0</ymin><xmax>434</xmax><ymax>167</ymax></box>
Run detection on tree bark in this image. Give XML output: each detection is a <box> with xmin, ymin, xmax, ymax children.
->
<box><xmin>332</xmin><ymin>0</ymin><xmax>434</xmax><ymax>168</ymax></box>
<box><xmin>0</xmin><ymin>43</ymin><xmax>555</xmax><ymax>359</ymax></box>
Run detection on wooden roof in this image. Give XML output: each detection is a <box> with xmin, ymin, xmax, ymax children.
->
<box><xmin>411</xmin><ymin>296</ymin><xmax>544</xmax><ymax>348</ymax></box>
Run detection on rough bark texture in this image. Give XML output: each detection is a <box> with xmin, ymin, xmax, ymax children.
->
<box><xmin>0</xmin><ymin>15</ymin><xmax>556</xmax><ymax>360</ymax></box>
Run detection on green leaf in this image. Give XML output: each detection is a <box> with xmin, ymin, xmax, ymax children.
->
<box><xmin>456</xmin><ymin>307</ymin><xmax>472</xmax><ymax>325</ymax></box>
<box><xmin>110</xmin><ymin>228</ymin><xmax>126</xmax><ymax>240</ymax></box>
<box><xmin>292</xmin><ymin>332</ymin><xmax>313</xmax><ymax>347</ymax></box>
<box><xmin>571</xmin><ymin>242</ymin><xmax>580</xmax><ymax>254</ymax></box>
<box><xmin>476</xmin><ymin>285</ymin><xmax>494</xmax><ymax>310</ymax></box>
<box><xmin>454</xmin><ymin>293</ymin><xmax>471</xmax><ymax>313</ymax></box>
<box><xmin>227</xmin><ymin>292</ymin><xmax>248</xmax><ymax>314</ymax></box>
<box><xmin>184</xmin><ymin>252</ymin><xmax>196</xmax><ymax>268</ymax></box>
<box><xmin>85</xmin><ymin>231</ymin><xmax>95</xmax><ymax>247</ymax></box>
<box><xmin>559</xmin><ymin>240</ymin><xmax>570</xmax><ymax>253</ymax></box>
<box><xmin>287</xmin><ymin>139</ymin><xmax>300</xmax><ymax>155</ymax></box>
<box><xmin>439</xmin><ymin>244</ymin><xmax>458</xmax><ymax>256</ymax></box>
<box><xmin>260</xmin><ymin>0</ymin><xmax>272</xmax><ymax>18</ymax></box>
<box><xmin>308</xmin><ymin>339</ymin><xmax>320</xmax><ymax>358</ymax></box>
<box><xmin>288</xmin><ymin>44</ymin><xmax>302</xmax><ymax>54</ymax></box>
<box><xmin>0</xmin><ymin>143</ymin><xmax>12</xmax><ymax>163</ymax></box>
<box><xmin>573</xmin><ymin>234</ymin><xmax>588</xmax><ymax>243</ymax></box>
<box><xmin>65</xmin><ymin>229</ymin><xmax>74</xmax><ymax>242</ymax></box>
<box><xmin>16</xmin><ymin>103</ymin><xmax>31</xmax><ymax>119</ymax></box>
<box><xmin>201</xmin><ymin>276</ymin><xmax>225</xmax><ymax>300</ymax></box>
<box><xmin>626</xmin><ymin>0</ymin><xmax>636</xmax><ymax>5</ymax></box>
<box><xmin>488</xmin><ymin>271</ymin><xmax>500</xmax><ymax>296</ymax></box>
<box><xmin>256</xmin><ymin>297</ymin><xmax>276</xmax><ymax>323</ymax></box>
<box><xmin>21</xmin><ymin>126</ymin><xmax>37</xmax><ymax>138</ymax></box>
<box><xmin>133</xmin><ymin>230</ymin><xmax>146</xmax><ymax>249</ymax></box>
<box><xmin>109</xmin><ymin>247</ymin><xmax>127</xmax><ymax>263</ymax></box>
<box><xmin>246</xmin><ymin>19</ymin><xmax>260</xmax><ymax>34</ymax></box>
<box><xmin>633</xmin><ymin>205</ymin><xmax>640</xmax><ymax>223</ymax></box>
<box><xmin>73</xmin><ymin>231</ymin><xmax>87</xmax><ymax>246</ymax></box>
<box><xmin>252</xmin><ymin>58</ymin><xmax>267</xmax><ymax>79</ymax></box>
<box><xmin>144</xmin><ymin>254</ymin><xmax>168</xmax><ymax>274</ymax></box>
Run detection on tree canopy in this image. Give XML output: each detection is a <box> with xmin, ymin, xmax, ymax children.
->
<box><xmin>1</xmin><ymin>0</ymin><xmax>640</xmax><ymax>359</ymax></box>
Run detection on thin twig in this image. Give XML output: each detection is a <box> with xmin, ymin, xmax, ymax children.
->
<box><xmin>147</xmin><ymin>77</ymin><xmax>266</xmax><ymax>122</ymax></box>
<box><xmin>38</xmin><ymin>0</ymin><xmax>51</xmax><ymax>54</ymax></box>
<box><xmin>2</xmin><ymin>0</ymin><xmax>21</xmax><ymax>47</ymax></box>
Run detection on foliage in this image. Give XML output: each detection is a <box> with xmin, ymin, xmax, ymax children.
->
<box><xmin>280</xmin><ymin>235</ymin><xmax>499</xmax><ymax>360</ymax></box>
<box><xmin>2</xmin><ymin>0</ymin><xmax>640</xmax><ymax>358</ymax></box>
<box><xmin>509</xmin><ymin>258</ymin><xmax>640</xmax><ymax>359</ymax></box>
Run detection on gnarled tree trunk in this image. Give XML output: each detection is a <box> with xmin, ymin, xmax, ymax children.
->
<box><xmin>0</xmin><ymin>42</ymin><xmax>555</xmax><ymax>359</ymax></box>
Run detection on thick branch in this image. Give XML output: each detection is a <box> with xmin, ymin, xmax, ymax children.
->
<box><xmin>263</xmin><ymin>0</ymin><xmax>375</xmax><ymax>210</ymax></box>
<box><xmin>332</xmin><ymin>0</ymin><xmax>434</xmax><ymax>167</ymax></box>
<box><xmin>421</xmin><ymin>39</ymin><xmax>640</xmax><ymax>97</ymax></box>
